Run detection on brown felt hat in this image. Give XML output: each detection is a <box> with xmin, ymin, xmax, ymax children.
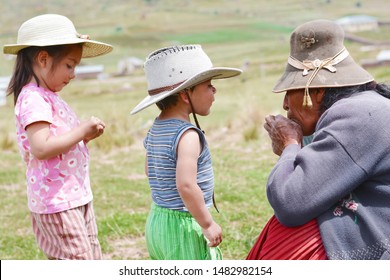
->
<box><xmin>273</xmin><ymin>19</ymin><xmax>373</xmax><ymax>97</ymax></box>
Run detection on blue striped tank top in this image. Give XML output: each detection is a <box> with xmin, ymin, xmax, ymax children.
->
<box><xmin>144</xmin><ymin>118</ymin><xmax>214</xmax><ymax>211</ymax></box>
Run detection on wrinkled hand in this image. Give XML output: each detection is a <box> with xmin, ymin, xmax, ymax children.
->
<box><xmin>264</xmin><ymin>114</ymin><xmax>302</xmax><ymax>156</ymax></box>
<box><xmin>202</xmin><ymin>221</ymin><xmax>222</xmax><ymax>247</ymax></box>
<box><xmin>82</xmin><ymin>116</ymin><xmax>106</xmax><ymax>143</ymax></box>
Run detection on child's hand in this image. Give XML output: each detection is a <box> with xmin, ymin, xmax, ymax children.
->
<box><xmin>202</xmin><ymin>221</ymin><xmax>222</xmax><ymax>247</ymax></box>
<box><xmin>82</xmin><ymin>116</ymin><xmax>106</xmax><ymax>143</ymax></box>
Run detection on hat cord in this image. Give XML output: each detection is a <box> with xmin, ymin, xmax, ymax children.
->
<box><xmin>288</xmin><ymin>48</ymin><xmax>349</xmax><ymax>107</ymax></box>
<box><xmin>185</xmin><ymin>90</ymin><xmax>219</xmax><ymax>213</ymax></box>
<box><xmin>185</xmin><ymin>90</ymin><xmax>204</xmax><ymax>133</ymax></box>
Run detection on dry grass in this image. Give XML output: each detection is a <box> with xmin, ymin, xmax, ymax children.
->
<box><xmin>1</xmin><ymin>0</ymin><xmax>390</xmax><ymax>260</ymax></box>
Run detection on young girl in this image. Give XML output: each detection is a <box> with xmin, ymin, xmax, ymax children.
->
<box><xmin>131</xmin><ymin>45</ymin><xmax>241</xmax><ymax>259</ymax></box>
<box><xmin>4</xmin><ymin>14</ymin><xmax>113</xmax><ymax>259</ymax></box>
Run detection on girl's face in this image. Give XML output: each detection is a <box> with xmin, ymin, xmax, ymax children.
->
<box><xmin>189</xmin><ymin>79</ymin><xmax>216</xmax><ymax>116</ymax></box>
<box><xmin>38</xmin><ymin>44</ymin><xmax>82</xmax><ymax>92</ymax></box>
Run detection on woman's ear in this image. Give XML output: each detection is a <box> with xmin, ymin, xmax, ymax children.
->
<box><xmin>313</xmin><ymin>88</ymin><xmax>325</xmax><ymax>105</ymax></box>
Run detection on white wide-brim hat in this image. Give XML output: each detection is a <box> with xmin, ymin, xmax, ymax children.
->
<box><xmin>130</xmin><ymin>45</ymin><xmax>242</xmax><ymax>114</ymax></box>
<box><xmin>3</xmin><ymin>14</ymin><xmax>113</xmax><ymax>58</ymax></box>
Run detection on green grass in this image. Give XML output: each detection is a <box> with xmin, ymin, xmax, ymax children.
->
<box><xmin>1</xmin><ymin>0</ymin><xmax>390</xmax><ymax>260</ymax></box>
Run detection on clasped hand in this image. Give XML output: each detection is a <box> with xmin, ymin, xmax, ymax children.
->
<box><xmin>264</xmin><ymin>114</ymin><xmax>303</xmax><ymax>156</ymax></box>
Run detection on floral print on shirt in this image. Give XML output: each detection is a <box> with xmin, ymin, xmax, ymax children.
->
<box><xmin>15</xmin><ymin>84</ymin><xmax>92</xmax><ymax>214</ymax></box>
<box><xmin>333</xmin><ymin>193</ymin><xmax>359</xmax><ymax>224</ymax></box>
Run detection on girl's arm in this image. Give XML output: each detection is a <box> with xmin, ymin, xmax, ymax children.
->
<box><xmin>26</xmin><ymin>117</ymin><xmax>105</xmax><ymax>160</ymax></box>
<box><xmin>176</xmin><ymin>129</ymin><xmax>222</xmax><ymax>247</ymax></box>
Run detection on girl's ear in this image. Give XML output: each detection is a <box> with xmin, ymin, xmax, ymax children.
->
<box><xmin>36</xmin><ymin>50</ymin><xmax>49</xmax><ymax>67</ymax></box>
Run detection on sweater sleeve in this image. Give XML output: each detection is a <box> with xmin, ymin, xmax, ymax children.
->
<box><xmin>267</xmin><ymin>134</ymin><xmax>367</xmax><ymax>226</ymax></box>
<box><xmin>266</xmin><ymin>93</ymin><xmax>387</xmax><ymax>227</ymax></box>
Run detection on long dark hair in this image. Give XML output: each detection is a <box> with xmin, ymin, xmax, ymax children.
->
<box><xmin>7</xmin><ymin>44</ymin><xmax>82</xmax><ymax>105</ymax></box>
<box><xmin>320</xmin><ymin>81</ymin><xmax>390</xmax><ymax>114</ymax></box>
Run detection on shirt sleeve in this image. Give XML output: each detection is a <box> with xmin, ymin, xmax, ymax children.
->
<box><xmin>17</xmin><ymin>90</ymin><xmax>53</xmax><ymax>130</ymax></box>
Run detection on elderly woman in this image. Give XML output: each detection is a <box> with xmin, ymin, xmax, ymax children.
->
<box><xmin>247</xmin><ymin>19</ymin><xmax>390</xmax><ymax>260</ymax></box>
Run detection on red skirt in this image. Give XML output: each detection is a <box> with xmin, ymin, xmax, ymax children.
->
<box><xmin>246</xmin><ymin>215</ymin><xmax>327</xmax><ymax>260</ymax></box>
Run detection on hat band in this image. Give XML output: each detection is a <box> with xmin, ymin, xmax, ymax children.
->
<box><xmin>287</xmin><ymin>48</ymin><xmax>349</xmax><ymax>107</ymax></box>
<box><xmin>148</xmin><ymin>80</ymin><xmax>185</xmax><ymax>96</ymax></box>
<box><xmin>288</xmin><ymin>48</ymin><xmax>349</xmax><ymax>76</ymax></box>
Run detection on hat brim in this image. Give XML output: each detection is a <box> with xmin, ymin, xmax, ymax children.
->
<box><xmin>3</xmin><ymin>38</ymin><xmax>113</xmax><ymax>58</ymax></box>
<box><xmin>273</xmin><ymin>56</ymin><xmax>373</xmax><ymax>93</ymax></box>
<box><xmin>130</xmin><ymin>67</ymin><xmax>242</xmax><ymax>115</ymax></box>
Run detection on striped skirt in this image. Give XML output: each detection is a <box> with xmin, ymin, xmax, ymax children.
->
<box><xmin>246</xmin><ymin>215</ymin><xmax>327</xmax><ymax>260</ymax></box>
<box><xmin>31</xmin><ymin>202</ymin><xmax>102</xmax><ymax>260</ymax></box>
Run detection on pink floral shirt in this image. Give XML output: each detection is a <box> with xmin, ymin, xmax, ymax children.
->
<box><xmin>15</xmin><ymin>84</ymin><xmax>92</xmax><ymax>214</ymax></box>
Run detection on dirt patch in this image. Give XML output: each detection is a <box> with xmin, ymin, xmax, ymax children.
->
<box><xmin>103</xmin><ymin>236</ymin><xmax>149</xmax><ymax>260</ymax></box>
<box><xmin>0</xmin><ymin>183</ymin><xmax>23</xmax><ymax>191</ymax></box>
<box><xmin>127</xmin><ymin>174</ymin><xmax>147</xmax><ymax>180</ymax></box>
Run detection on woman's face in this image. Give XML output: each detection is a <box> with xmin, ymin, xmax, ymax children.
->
<box><xmin>282</xmin><ymin>88</ymin><xmax>324</xmax><ymax>136</ymax></box>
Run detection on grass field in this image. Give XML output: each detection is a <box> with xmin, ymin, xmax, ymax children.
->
<box><xmin>1</xmin><ymin>0</ymin><xmax>390</xmax><ymax>260</ymax></box>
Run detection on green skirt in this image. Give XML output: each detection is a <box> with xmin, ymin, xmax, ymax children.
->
<box><xmin>145</xmin><ymin>203</ymin><xmax>222</xmax><ymax>260</ymax></box>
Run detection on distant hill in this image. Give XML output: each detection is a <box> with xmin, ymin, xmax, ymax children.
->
<box><xmin>1</xmin><ymin>0</ymin><xmax>390</xmax><ymax>76</ymax></box>
<box><xmin>2</xmin><ymin>0</ymin><xmax>390</xmax><ymax>35</ymax></box>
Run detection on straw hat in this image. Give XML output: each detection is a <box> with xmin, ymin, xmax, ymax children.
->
<box><xmin>273</xmin><ymin>19</ymin><xmax>373</xmax><ymax>105</ymax></box>
<box><xmin>3</xmin><ymin>14</ymin><xmax>113</xmax><ymax>58</ymax></box>
<box><xmin>131</xmin><ymin>45</ymin><xmax>242</xmax><ymax>114</ymax></box>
